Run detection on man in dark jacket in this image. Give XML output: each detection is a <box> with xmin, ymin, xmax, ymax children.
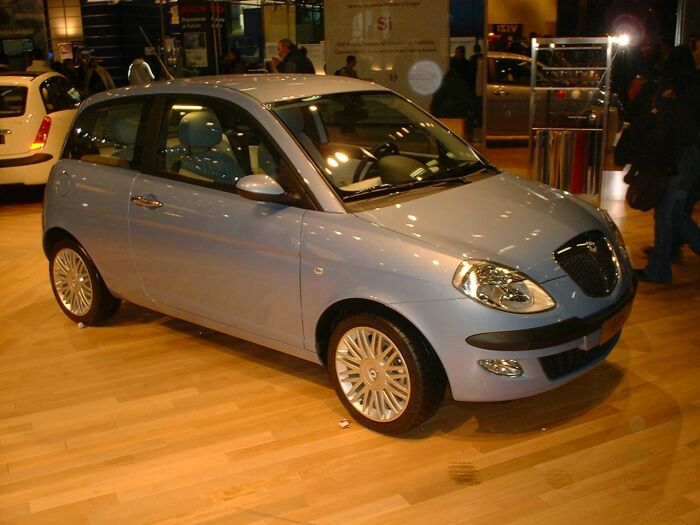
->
<box><xmin>272</xmin><ymin>39</ymin><xmax>315</xmax><ymax>74</ymax></box>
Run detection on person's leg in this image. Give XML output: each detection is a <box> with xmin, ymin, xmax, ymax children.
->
<box><xmin>649</xmin><ymin>148</ymin><xmax>699</xmax><ymax>259</ymax></box>
<box><xmin>641</xmin><ymin>174</ymin><xmax>678</xmax><ymax>283</ymax></box>
<box><xmin>672</xmin><ymin>145</ymin><xmax>700</xmax><ymax>254</ymax></box>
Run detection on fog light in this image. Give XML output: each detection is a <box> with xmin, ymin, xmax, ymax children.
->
<box><xmin>478</xmin><ymin>359</ymin><xmax>523</xmax><ymax>377</ymax></box>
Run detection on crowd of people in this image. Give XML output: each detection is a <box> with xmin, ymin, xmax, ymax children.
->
<box><xmin>5</xmin><ymin>48</ymin><xmax>120</xmax><ymax>98</ymax></box>
<box><xmin>429</xmin><ymin>42</ymin><xmax>483</xmax><ymax>140</ymax></box>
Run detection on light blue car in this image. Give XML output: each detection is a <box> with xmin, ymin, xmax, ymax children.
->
<box><xmin>43</xmin><ymin>74</ymin><xmax>635</xmax><ymax>433</ymax></box>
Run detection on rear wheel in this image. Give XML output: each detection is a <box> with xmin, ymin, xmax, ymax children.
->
<box><xmin>49</xmin><ymin>239</ymin><xmax>120</xmax><ymax>325</ymax></box>
<box><xmin>327</xmin><ymin>313</ymin><xmax>446</xmax><ymax>434</ymax></box>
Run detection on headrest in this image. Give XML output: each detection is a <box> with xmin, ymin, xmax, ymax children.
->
<box><xmin>178</xmin><ymin>110</ymin><xmax>223</xmax><ymax>149</ymax></box>
<box><xmin>110</xmin><ymin>118</ymin><xmax>139</xmax><ymax>146</ymax></box>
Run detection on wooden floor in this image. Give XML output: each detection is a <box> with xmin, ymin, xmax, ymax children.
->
<box><xmin>1</xmin><ymin>166</ymin><xmax>700</xmax><ymax>525</ymax></box>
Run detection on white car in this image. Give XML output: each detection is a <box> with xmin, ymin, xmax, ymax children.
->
<box><xmin>0</xmin><ymin>71</ymin><xmax>81</xmax><ymax>185</ymax></box>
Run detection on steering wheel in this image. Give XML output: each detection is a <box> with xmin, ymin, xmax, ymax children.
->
<box><xmin>352</xmin><ymin>141</ymin><xmax>400</xmax><ymax>183</ymax></box>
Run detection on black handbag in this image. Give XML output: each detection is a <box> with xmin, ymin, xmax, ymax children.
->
<box><xmin>624</xmin><ymin>167</ymin><xmax>669</xmax><ymax>211</ymax></box>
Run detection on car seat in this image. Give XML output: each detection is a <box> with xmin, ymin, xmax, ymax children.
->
<box><xmin>178</xmin><ymin>110</ymin><xmax>243</xmax><ymax>184</ymax></box>
<box><xmin>109</xmin><ymin>117</ymin><xmax>139</xmax><ymax>162</ymax></box>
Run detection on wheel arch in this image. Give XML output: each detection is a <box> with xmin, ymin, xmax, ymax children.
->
<box><xmin>315</xmin><ymin>298</ymin><xmax>445</xmax><ymax>372</ymax></box>
<box><xmin>43</xmin><ymin>227</ymin><xmax>79</xmax><ymax>258</ymax></box>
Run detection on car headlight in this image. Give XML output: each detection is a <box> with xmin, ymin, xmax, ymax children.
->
<box><xmin>452</xmin><ymin>260</ymin><xmax>555</xmax><ymax>313</ymax></box>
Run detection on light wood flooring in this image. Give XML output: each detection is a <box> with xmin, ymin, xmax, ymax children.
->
<box><xmin>1</xmin><ymin>171</ymin><xmax>700</xmax><ymax>525</ymax></box>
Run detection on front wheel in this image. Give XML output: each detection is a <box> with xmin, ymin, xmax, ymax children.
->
<box><xmin>327</xmin><ymin>313</ymin><xmax>446</xmax><ymax>434</ymax></box>
<box><xmin>49</xmin><ymin>239</ymin><xmax>120</xmax><ymax>325</ymax></box>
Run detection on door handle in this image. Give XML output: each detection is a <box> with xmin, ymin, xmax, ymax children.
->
<box><xmin>130</xmin><ymin>195</ymin><xmax>163</xmax><ymax>208</ymax></box>
<box><xmin>493</xmin><ymin>89</ymin><xmax>509</xmax><ymax>96</ymax></box>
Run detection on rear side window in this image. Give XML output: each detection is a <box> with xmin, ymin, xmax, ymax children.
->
<box><xmin>40</xmin><ymin>76</ymin><xmax>81</xmax><ymax>113</ymax></box>
<box><xmin>0</xmin><ymin>86</ymin><xmax>27</xmax><ymax>117</ymax></box>
<box><xmin>63</xmin><ymin>97</ymin><xmax>151</xmax><ymax>169</ymax></box>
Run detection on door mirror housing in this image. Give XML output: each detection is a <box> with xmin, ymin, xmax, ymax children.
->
<box><xmin>236</xmin><ymin>174</ymin><xmax>286</xmax><ymax>202</ymax></box>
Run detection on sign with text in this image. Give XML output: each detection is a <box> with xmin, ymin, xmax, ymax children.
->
<box><xmin>324</xmin><ymin>0</ymin><xmax>450</xmax><ymax>110</ymax></box>
<box><xmin>491</xmin><ymin>23</ymin><xmax>524</xmax><ymax>36</ymax></box>
<box><xmin>179</xmin><ymin>0</ymin><xmax>225</xmax><ymax>73</ymax></box>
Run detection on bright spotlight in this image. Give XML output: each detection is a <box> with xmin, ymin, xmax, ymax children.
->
<box><xmin>615</xmin><ymin>34</ymin><xmax>631</xmax><ymax>46</ymax></box>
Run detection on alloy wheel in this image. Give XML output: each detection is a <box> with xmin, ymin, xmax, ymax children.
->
<box><xmin>334</xmin><ymin>326</ymin><xmax>411</xmax><ymax>422</ymax></box>
<box><xmin>52</xmin><ymin>247</ymin><xmax>94</xmax><ymax>316</ymax></box>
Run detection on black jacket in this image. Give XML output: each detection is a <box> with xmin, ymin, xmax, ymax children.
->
<box><xmin>279</xmin><ymin>48</ymin><xmax>315</xmax><ymax>74</ymax></box>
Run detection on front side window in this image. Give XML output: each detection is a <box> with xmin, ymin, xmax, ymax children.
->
<box><xmin>63</xmin><ymin>98</ymin><xmax>150</xmax><ymax>169</ymax></box>
<box><xmin>40</xmin><ymin>76</ymin><xmax>81</xmax><ymax>113</ymax></box>
<box><xmin>270</xmin><ymin>92</ymin><xmax>487</xmax><ymax>205</ymax></box>
<box><xmin>0</xmin><ymin>86</ymin><xmax>27</xmax><ymax>117</ymax></box>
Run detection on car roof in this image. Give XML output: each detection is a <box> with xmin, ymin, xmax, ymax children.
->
<box><xmin>0</xmin><ymin>71</ymin><xmax>60</xmax><ymax>86</ymax></box>
<box><xmin>89</xmin><ymin>74</ymin><xmax>391</xmax><ymax>106</ymax></box>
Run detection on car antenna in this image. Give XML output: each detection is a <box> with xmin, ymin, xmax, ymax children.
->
<box><xmin>139</xmin><ymin>26</ymin><xmax>175</xmax><ymax>81</ymax></box>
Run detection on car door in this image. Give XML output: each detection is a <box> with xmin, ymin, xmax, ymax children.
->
<box><xmin>128</xmin><ymin>96</ymin><xmax>308</xmax><ymax>349</ymax></box>
<box><xmin>486</xmin><ymin>56</ymin><xmax>534</xmax><ymax>136</ymax></box>
<box><xmin>51</xmin><ymin>96</ymin><xmax>152</xmax><ymax>299</ymax></box>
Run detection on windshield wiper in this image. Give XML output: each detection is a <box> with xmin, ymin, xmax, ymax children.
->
<box><xmin>343</xmin><ymin>177</ymin><xmax>466</xmax><ymax>202</ymax></box>
<box><xmin>343</xmin><ymin>183</ymin><xmax>396</xmax><ymax>201</ymax></box>
<box><xmin>439</xmin><ymin>160</ymin><xmax>501</xmax><ymax>179</ymax></box>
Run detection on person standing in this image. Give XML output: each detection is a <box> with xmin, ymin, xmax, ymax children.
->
<box><xmin>468</xmin><ymin>42</ymin><xmax>485</xmax><ymax>137</ymax></box>
<box><xmin>449</xmin><ymin>46</ymin><xmax>470</xmax><ymax>85</ymax></box>
<box><xmin>61</xmin><ymin>59</ymin><xmax>81</xmax><ymax>90</ymax></box>
<box><xmin>85</xmin><ymin>57</ymin><xmax>116</xmax><ymax>95</ymax></box>
<box><xmin>220</xmin><ymin>49</ymin><xmax>247</xmax><ymax>74</ymax></box>
<box><xmin>272</xmin><ymin>39</ymin><xmax>315</xmax><ymax>74</ymax></box>
<box><xmin>128</xmin><ymin>52</ymin><xmax>155</xmax><ymax>85</ymax></box>
<box><xmin>636</xmin><ymin>45</ymin><xmax>700</xmax><ymax>283</ymax></box>
<box><xmin>429</xmin><ymin>67</ymin><xmax>473</xmax><ymax>124</ymax></box>
<box><xmin>335</xmin><ymin>55</ymin><xmax>358</xmax><ymax>78</ymax></box>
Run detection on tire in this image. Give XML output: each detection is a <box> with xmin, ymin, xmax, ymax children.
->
<box><xmin>327</xmin><ymin>313</ymin><xmax>446</xmax><ymax>434</ymax></box>
<box><xmin>49</xmin><ymin>239</ymin><xmax>120</xmax><ymax>325</ymax></box>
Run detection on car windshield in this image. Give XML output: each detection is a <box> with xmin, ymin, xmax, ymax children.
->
<box><xmin>0</xmin><ymin>86</ymin><xmax>27</xmax><ymax>118</ymax></box>
<box><xmin>269</xmin><ymin>92</ymin><xmax>488</xmax><ymax>202</ymax></box>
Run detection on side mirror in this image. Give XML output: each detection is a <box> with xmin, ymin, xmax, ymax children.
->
<box><xmin>235</xmin><ymin>174</ymin><xmax>287</xmax><ymax>202</ymax></box>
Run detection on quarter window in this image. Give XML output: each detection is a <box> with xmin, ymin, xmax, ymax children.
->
<box><xmin>40</xmin><ymin>76</ymin><xmax>81</xmax><ymax>113</ymax></box>
<box><xmin>63</xmin><ymin>98</ymin><xmax>150</xmax><ymax>169</ymax></box>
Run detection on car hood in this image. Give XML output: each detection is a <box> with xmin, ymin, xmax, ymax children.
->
<box><xmin>354</xmin><ymin>172</ymin><xmax>605</xmax><ymax>283</ymax></box>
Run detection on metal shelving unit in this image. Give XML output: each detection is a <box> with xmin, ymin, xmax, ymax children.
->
<box><xmin>528</xmin><ymin>36</ymin><xmax>615</xmax><ymax>203</ymax></box>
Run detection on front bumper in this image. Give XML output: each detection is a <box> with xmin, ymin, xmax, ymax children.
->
<box><xmin>392</xmin><ymin>279</ymin><xmax>636</xmax><ymax>402</ymax></box>
<box><xmin>466</xmin><ymin>284</ymin><xmax>635</xmax><ymax>352</ymax></box>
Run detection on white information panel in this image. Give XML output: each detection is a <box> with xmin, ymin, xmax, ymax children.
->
<box><xmin>324</xmin><ymin>0</ymin><xmax>450</xmax><ymax>110</ymax></box>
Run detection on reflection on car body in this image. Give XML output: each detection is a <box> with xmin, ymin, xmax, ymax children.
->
<box><xmin>486</xmin><ymin>51</ymin><xmax>620</xmax><ymax>140</ymax></box>
<box><xmin>43</xmin><ymin>74</ymin><xmax>635</xmax><ymax>433</ymax></box>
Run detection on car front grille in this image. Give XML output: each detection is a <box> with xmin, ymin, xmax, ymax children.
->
<box><xmin>539</xmin><ymin>335</ymin><xmax>617</xmax><ymax>380</ymax></box>
<box><xmin>554</xmin><ymin>230</ymin><xmax>618</xmax><ymax>297</ymax></box>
